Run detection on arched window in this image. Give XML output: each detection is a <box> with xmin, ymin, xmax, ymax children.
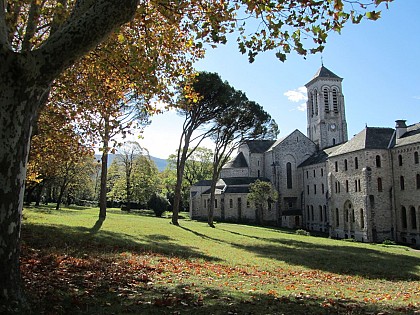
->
<box><xmin>307</xmin><ymin>206</ymin><xmax>310</xmax><ymax>219</ymax></box>
<box><xmin>355</xmin><ymin>157</ymin><xmax>359</xmax><ymax>169</ymax></box>
<box><xmin>323</xmin><ymin>88</ymin><xmax>329</xmax><ymax>112</ymax></box>
<box><xmin>360</xmin><ymin>209</ymin><xmax>365</xmax><ymax>229</ymax></box>
<box><xmin>417</xmin><ymin>174</ymin><xmax>420</xmax><ymax>189</ymax></box>
<box><xmin>344</xmin><ymin>159</ymin><xmax>348</xmax><ymax>171</ymax></box>
<box><xmin>321</xmin><ymin>183</ymin><xmax>325</xmax><ymax>194</ymax></box>
<box><xmin>323</xmin><ymin>206</ymin><xmax>327</xmax><ymax>222</ymax></box>
<box><xmin>286</xmin><ymin>162</ymin><xmax>292</xmax><ymax>189</ymax></box>
<box><xmin>345</xmin><ymin>180</ymin><xmax>349</xmax><ymax>192</ymax></box>
<box><xmin>410</xmin><ymin>206</ymin><xmax>417</xmax><ymax>229</ymax></box>
<box><xmin>310</xmin><ymin>92</ymin><xmax>314</xmax><ymax>117</ymax></box>
<box><xmin>332</xmin><ymin>88</ymin><xmax>339</xmax><ymax>112</ymax></box>
<box><xmin>375</xmin><ymin>155</ymin><xmax>381</xmax><ymax>168</ymax></box>
<box><xmin>377</xmin><ymin>177</ymin><xmax>383</xmax><ymax>192</ymax></box>
<box><xmin>336</xmin><ymin>208</ymin><xmax>339</xmax><ymax>226</ymax></box>
<box><xmin>314</xmin><ymin>90</ymin><xmax>318</xmax><ymax>116</ymax></box>
<box><xmin>319</xmin><ymin>206</ymin><xmax>323</xmax><ymax>222</ymax></box>
<box><xmin>335</xmin><ymin>161</ymin><xmax>338</xmax><ymax>172</ymax></box>
<box><xmin>400</xmin><ymin>176</ymin><xmax>405</xmax><ymax>190</ymax></box>
<box><xmin>415</xmin><ymin>151</ymin><xmax>419</xmax><ymax>164</ymax></box>
<box><xmin>398</xmin><ymin>154</ymin><xmax>403</xmax><ymax>166</ymax></box>
<box><xmin>401</xmin><ymin>206</ymin><xmax>407</xmax><ymax>229</ymax></box>
<box><xmin>311</xmin><ymin>205</ymin><xmax>314</xmax><ymax>220</ymax></box>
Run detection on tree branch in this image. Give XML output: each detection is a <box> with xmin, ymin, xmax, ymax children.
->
<box><xmin>33</xmin><ymin>0</ymin><xmax>137</xmax><ymax>83</ymax></box>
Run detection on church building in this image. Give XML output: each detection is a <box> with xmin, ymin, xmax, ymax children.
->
<box><xmin>189</xmin><ymin>66</ymin><xmax>420</xmax><ymax>245</ymax></box>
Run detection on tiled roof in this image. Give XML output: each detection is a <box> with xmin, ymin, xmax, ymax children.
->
<box><xmin>394</xmin><ymin>122</ymin><xmax>420</xmax><ymax>148</ymax></box>
<box><xmin>298</xmin><ymin>145</ymin><xmax>343</xmax><ymax>167</ymax></box>
<box><xmin>329</xmin><ymin>127</ymin><xmax>394</xmax><ymax>157</ymax></box>
<box><xmin>305</xmin><ymin>66</ymin><xmax>342</xmax><ymax>86</ymax></box>
<box><xmin>245</xmin><ymin>140</ymin><xmax>276</xmax><ymax>153</ymax></box>
<box><xmin>192</xmin><ymin>180</ymin><xmax>213</xmax><ymax>187</ymax></box>
<box><xmin>224</xmin><ymin>186</ymin><xmax>250</xmax><ymax>194</ymax></box>
<box><xmin>221</xmin><ymin>177</ymin><xmax>269</xmax><ymax>186</ymax></box>
<box><xmin>224</xmin><ymin>152</ymin><xmax>248</xmax><ymax>168</ymax></box>
<box><xmin>312</xmin><ymin>66</ymin><xmax>341</xmax><ymax>80</ymax></box>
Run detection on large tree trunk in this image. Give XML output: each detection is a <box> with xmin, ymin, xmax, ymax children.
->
<box><xmin>99</xmin><ymin>143</ymin><xmax>109</xmax><ymax>219</ymax></box>
<box><xmin>172</xmin><ymin>131</ymin><xmax>193</xmax><ymax>225</ymax></box>
<box><xmin>0</xmin><ymin>1</ymin><xmax>138</xmax><ymax>310</ymax></box>
<box><xmin>0</xmin><ymin>55</ymin><xmax>47</xmax><ymax>312</ymax></box>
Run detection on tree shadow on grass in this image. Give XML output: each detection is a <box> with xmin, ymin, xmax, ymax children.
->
<box><xmin>234</xmin><ymin>238</ymin><xmax>420</xmax><ymax>280</ymax></box>
<box><xmin>213</xmin><ymin>228</ymin><xmax>420</xmax><ymax>281</ymax></box>
<box><xmin>21</xmin><ymin>223</ymin><xmax>221</xmax><ymax>262</ymax></box>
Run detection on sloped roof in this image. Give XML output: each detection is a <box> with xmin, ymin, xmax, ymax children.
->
<box><xmin>305</xmin><ymin>66</ymin><xmax>342</xmax><ymax>86</ymax></box>
<box><xmin>224</xmin><ymin>151</ymin><xmax>248</xmax><ymax>168</ymax></box>
<box><xmin>224</xmin><ymin>186</ymin><xmax>250</xmax><ymax>194</ymax></box>
<box><xmin>312</xmin><ymin>66</ymin><xmax>341</xmax><ymax>80</ymax></box>
<box><xmin>298</xmin><ymin>144</ymin><xmax>344</xmax><ymax>167</ymax></box>
<box><xmin>329</xmin><ymin>127</ymin><xmax>394</xmax><ymax>157</ymax></box>
<box><xmin>193</xmin><ymin>180</ymin><xmax>213</xmax><ymax>187</ymax></box>
<box><xmin>267</xmin><ymin>129</ymin><xmax>311</xmax><ymax>152</ymax></box>
<box><xmin>221</xmin><ymin>177</ymin><xmax>269</xmax><ymax>186</ymax></box>
<box><xmin>393</xmin><ymin>122</ymin><xmax>420</xmax><ymax>148</ymax></box>
<box><xmin>245</xmin><ymin>140</ymin><xmax>276</xmax><ymax>153</ymax></box>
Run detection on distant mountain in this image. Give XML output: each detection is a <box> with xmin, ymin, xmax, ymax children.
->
<box><xmin>94</xmin><ymin>154</ymin><xmax>168</xmax><ymax>172</ymax></box>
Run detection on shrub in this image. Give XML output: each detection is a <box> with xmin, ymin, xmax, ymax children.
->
<box><xmin>147</xmin><ymin>193</ymin><xmax>170</xmax><ymax>217</ymax></box>
<box><xmin>295</xmin><ymin>229</ymin><xmax>310</xmax><ymax>236</ymax></box>
<box><xmin>382</xmin><ymin>239</ymin><xmax>397</xmax><ymax>246</ymax></box>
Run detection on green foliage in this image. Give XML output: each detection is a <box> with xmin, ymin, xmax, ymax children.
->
<box><xmin>147</xmin><ymin>193</ymin><xmax>171</xmax><ymax>217</ymax></box>
<box><xmin>108</xmin><ymin>154</ymin><xmax>160</xmax><ymax>206</ymax></box>
<box><xmin>295</xmin><ymin>229</ymin><xmax>310</xmax><ymax>236</ymax></box>
<box><xmin>248</xmin><ymin>180</ymin><xmax>278</xmax><ymax>211</ymax></box>
<box><xmin>382</xmin><ymin>239</ymin><xmax>397</xmax><ymax>246</ymax></box>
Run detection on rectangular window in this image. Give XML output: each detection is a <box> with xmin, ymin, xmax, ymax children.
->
<box><xmin>346</xmin><ymin>180</ymin><xmax>349</xmax><ymax>193</ymax></box>
<box><xmin>229</xmin><ymin>199</ymin><xmax>233</xmax><ymax>208</ymax></box>
<box><xmin>335</xmin><ymin>161</ymin><xmax>338</xmax><ymax>172</ymax></box>
<box><xmin>321</xmin><ymin>168</ymin><xmax>324</xmax><ymax>177</ymax></box>
<box><xmin>377</xmin><ymin>177</ymin><xmax>383</xmax><ymax>192</ymax></box>
<box><xmin>314</xmin><ymin>184</ymin><xmax>317</xmax><ymax>195</ymax></box>
<box><xmin>307</xmin><ymin>185</ymin><xmax>310</xmax><ymax>195</ymax></box>
<box><xmin>215</xmin><ymin>199</ymin><xmax>218</xmax><ymax>208</ymax></box>
<box><xmin>313</xmin><ymin>169</ymin><xmax>316</xmax><ymax>177</ymax></box>
<box><xmin>321</xmin><ymin>184</ymin><xmax>325</xmax><ymax>194</ymax></box>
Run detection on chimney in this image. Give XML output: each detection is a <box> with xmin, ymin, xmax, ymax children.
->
<box><xmin>395</xmin><ymin>120</ymin><xmax>407</xmax><ymax>139</ymax></box>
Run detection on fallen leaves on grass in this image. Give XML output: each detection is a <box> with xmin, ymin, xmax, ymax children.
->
<box><xmin>20</xmin><ymin>243</ymin><xmax>419</xmax><ymax>314</ymax></box>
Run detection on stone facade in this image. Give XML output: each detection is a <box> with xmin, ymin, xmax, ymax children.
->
<box><xmin>189</xmin><ymin>66</ymin><xmax>420</xmax><ymax>246</ymax></box>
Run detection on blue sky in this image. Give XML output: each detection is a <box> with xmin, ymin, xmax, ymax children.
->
<box><xmin>140</xmin><ymin>0</ymin><xmax>420</xmax><ymax>159</ymax></box>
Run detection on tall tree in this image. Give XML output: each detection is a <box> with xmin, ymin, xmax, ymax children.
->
<box><xmin>118</xmin><ymin>142</ymin><xmax>147</xmax><ymax>211</ymax></box>
<box><xmin>206</xmin><ymin>85</ymin><xmax>279</xmax><ymax>227</ymax></box>
<box><xmin>0</xmin><ymin>0</ymin><xmax>392</xmax><ymax>310</ymax></box>
<box><xmin>171</xmin><ymin>72</ymin><xmax>233</xmax><ymax>225</ymax></box>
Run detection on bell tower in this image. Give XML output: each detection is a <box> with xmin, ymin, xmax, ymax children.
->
<box><xmin>305</xmin><ymin>66</ymin><xmax>348</xmax><ymax>149</ymax></box>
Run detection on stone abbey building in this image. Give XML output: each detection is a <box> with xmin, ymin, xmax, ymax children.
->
<box><xmin>190</xmin><ymin>66</ymin><xmax>420</xmax><ymax>245</ymax></box>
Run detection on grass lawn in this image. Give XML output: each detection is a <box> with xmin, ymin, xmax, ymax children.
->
<box><xmin>21</xmin><ymin>205</ymin><xmax>420</xmax><ymax>314</ymax></box>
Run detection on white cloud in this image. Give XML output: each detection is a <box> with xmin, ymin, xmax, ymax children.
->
<box><xmin>297</xmin><ymin>103</ymin><xmax>307</xmax><ymax>112</ymax></box>
<box><xmin>284</xmin><ymin>86</ymin><xmax>308</xmax><ymax>103</ymax></box>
